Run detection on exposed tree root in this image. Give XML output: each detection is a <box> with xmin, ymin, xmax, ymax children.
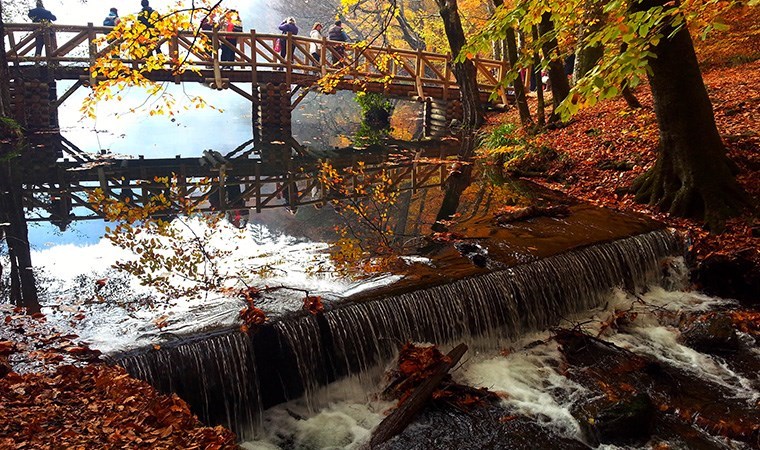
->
<box><xmin>632</xmin><ymin>162</ymin><xmax>750</xmax><ymax>232</ymax></box>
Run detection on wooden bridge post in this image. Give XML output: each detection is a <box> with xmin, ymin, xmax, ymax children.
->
<box><xmin>171</xmin><ymin>35</ymin><xmax>180</xmax><ymax>84</ymax></box>
<box><xmin>251</xmin><ymin>30</ymin><xmax>260</xmax><ymax>141</ymax></box>
<box><xmin>320</xmin><ymin>36</ymin><xmax>327</xmax><ymax>77</ymax></box>
<box><xmin>211</xmin><ymin>28</ymin><xmax>222</xmax><ymax>89</ymax></box>
<box><xmin>87</xmin><ymin>23</ymin><xmax>97</xmax><ymax>86</ymax></box>
<box><xmin>256</xmin><ymin>82</ymin><xmax>292</xmax><ymax>144</ymax></box>
<box><xmin>415</xmin><ymin>47</ymin><xmax>425</xmax><ymax>99</ymax></box>
<box><xmin>443</xmin><ymin>53</ymin><xmax>451</xmax><ymax>101</ymax></box>
<box><xmin>285</xmin><ymin>33</ymin><xmax>293</xmax><ymax>86</ymax></box>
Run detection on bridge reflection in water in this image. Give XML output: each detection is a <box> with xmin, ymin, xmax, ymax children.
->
<box><xmin>14</xmin><ymin>133</ymin><xmax>459</xmax><ymax>231</ymax></box>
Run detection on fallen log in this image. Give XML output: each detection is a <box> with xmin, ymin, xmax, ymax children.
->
<box><xmin>494</xmin><ymin>205</ymin><xmax>570</xmax><ymax>225</ymax></box>
<box><xmin>369</xmin><ymin>343</ymin><xmax>468</xmax><ymax>448</ymax></box>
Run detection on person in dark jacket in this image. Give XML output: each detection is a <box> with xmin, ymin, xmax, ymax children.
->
<box><xmin>28</xmin><ymin>0</ymin><xmax>56</xmax><ymax>57</ymax></box>
<box><xmin>277</xmin><ymin>17</ymin><xmax>298</xmax><ymax>66</ymax></box>
<box><xmin>326</xmin><ymin>20</ymin><xmax>348</xmax><ymax>67</ymax></box>
<box><xmin>103</xmin><ymin>8</ymin><xmax>120</xmax><ymax>27</ymax></box>
<box><xmin>138</xmin><ymin>0</ymin><xmax>161</xmax><ymax>55</ymax></box>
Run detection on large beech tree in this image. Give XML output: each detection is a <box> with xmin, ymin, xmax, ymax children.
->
<box><xmin>630</xmin><ymin>0</ymin><xmax>746</xmax><ymax>229</ymax></box>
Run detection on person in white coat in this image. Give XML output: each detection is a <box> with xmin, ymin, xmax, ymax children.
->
<box><xmin>309</xmin><ymin>22</ymin><xmax>323</xmax><ymax>64</ymax></box>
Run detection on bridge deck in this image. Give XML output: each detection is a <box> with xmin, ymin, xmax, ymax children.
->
<box><xmin>3</xmin><ymin>23</ymin><xmax>511</xmax><ymax>104</ymax></box>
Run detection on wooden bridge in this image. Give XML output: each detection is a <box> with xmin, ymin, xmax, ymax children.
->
<box><xmin>3</xmin><ymin>23</ymin><xmax>512</xmax><ymax>134</ymax></box>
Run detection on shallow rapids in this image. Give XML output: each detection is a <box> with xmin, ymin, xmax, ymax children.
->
<box><xmin>242</xmin><ymin>260</ymin><xmax>759</xmax><ymax>449</ymax></box>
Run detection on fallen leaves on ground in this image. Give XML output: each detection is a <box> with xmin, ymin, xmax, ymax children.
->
<box><xmin>488</xmin><ymin>5</ymin><xmax>760</xmax><ymax>269</ymax></box>
<box><xmin>0</xmin><ymin>364</ymin><xmax>237</xmax><ymax>449</ymax></box>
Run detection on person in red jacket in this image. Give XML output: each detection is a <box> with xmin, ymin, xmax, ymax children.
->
<box><xmin>220</xmin><ymin>10</ymin><xmax>242</xmax><ymax>64</ymax></box>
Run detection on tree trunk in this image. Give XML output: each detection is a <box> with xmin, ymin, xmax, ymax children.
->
<box><xmin>492</xmin><ymin>0</ymin><xmax>532</xmax><ymax>127</ymax></box>
<box><xmin>631</xmin><ymin>0</ymin><xmax>746</xmax><ymax>231</ymax></box>
<box><xmin>532</xmin><ymin>26</ymin><xmax>546</xmax><ymax>128</ymax></box>
<box><xmin>574</xmin><ymin>0</ymin><xmax>605</xmax><ymax>81</ymax></box>
<box><xmin>538</xmin><ymin>12</ymin><xmax>571</xmax><ymax>123</ymax></box>
<box><xmin>0</xmin><ymin>161</ymin><xmax>40</xmax><ymax>313</ymax></box>
<box><xmin>505</xmin><ymin>28</ymin><xmax>532</xmax><ymax>127</ymax></box>
<box><xmin>435</xmin><ymin>0</ymin><xmax>484</xmax><ymax>129</ymax></box>
<box><xmin>396</xmin><ymin>2</ymin><xmax>426</xmax><ymax>50</ymax></box>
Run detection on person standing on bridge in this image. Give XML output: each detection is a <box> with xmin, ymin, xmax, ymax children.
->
<box><xmin>277</xmin><ymin>17</ymin><xmax>298</xmax><ymax>69</ymax></box>
<box><xmin>327</xmin><ymin>20</ymin><xmax>349</xmax><ymax>68</ymax></box>
<box><xmin>309</xmin><ymin>22</ymin><xmax>323</xmax><ymax>64</ymax></box>
<box><xmin>138</xmin><ymin>0</ymin><xmax>162</xmax><ymax>55</ymax></box>
<box><xmin>103</xmin><ymin>8</ymin><xmax>120</xmax><ymax>27</ymax></box>
<box><xmin>220</xmin><ymin>10</ymin><xmax>242</xmax><ymax>65</ymax></box>
<box><xmin>27</xmin><ymin>0</ymin><xmax>57</xmax><ymax>58</ymax></box>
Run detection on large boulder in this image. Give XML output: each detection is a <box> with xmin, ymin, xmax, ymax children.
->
<box><xmin>693</xmin><ymin>252</ymin><xmax>760</xmax><ymax>306</ymax></box>
<box><xmin>574</xmin><ymin>393</ymin><xmax>655</xmax><ymax>447</ymax></box>
<box><xmin>679</xmin><ymin>313</ymin><xmax>739</xmax><ymax>353</ymax></box>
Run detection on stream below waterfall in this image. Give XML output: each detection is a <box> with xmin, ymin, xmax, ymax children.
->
<box><xmin>242</xmin><ymin>267</ymin><xmax>759</xmax><ymax>450</ymax></box>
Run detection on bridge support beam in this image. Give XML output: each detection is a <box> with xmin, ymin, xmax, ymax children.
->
<box><xmin>9</xmin><ymin>77</ymin><xmax>59</xmax><ymax>131</ymax></box>
<box><xmin>423</xmin><ymin>98</ymin><xmax>462</xmax><ymax>138</ymax></box>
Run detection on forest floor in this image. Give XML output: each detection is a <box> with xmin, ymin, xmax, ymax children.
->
<box><xmin>484</xmin><ymin>5</ymin><xmax>759</xmax><ymax>289</ymax></box>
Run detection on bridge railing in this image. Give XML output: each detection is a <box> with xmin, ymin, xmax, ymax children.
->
<box><xmin>3</xmin><ymin>23</ymin><xmax>510</xmax><ymax>102</ymax></box>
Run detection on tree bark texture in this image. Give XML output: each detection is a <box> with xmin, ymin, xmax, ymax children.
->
<box><xmin>396</xmin><ymin>2</ymin><xmax>426</xmax><ymax>50</ymax></box>
<box><xmin>531</xmin><ymin>26</ymin><xmax>546</xmax><ymax>127</ymax></box>
<box><xmin>538</xmin><ymin>12</ymin><xmax>571</xmax><ymax>123</ymax></box>
<box><xmin>631</xmin><ymin>0</ymin><xmax>746</xmax><ymax>230</ymax></box>
<box><xmin>435</xmin><ymin>0</ymin><xmax>484</xmax><ymax>129</ymax></box>
<box><xmin>505</xmin><ymin>28</ymin><xmax>532</xmax><ymax>127</ymax></box>
<box><xmin>492</xmin><ymin>0</ymin><xmax>532</xmax><ymax>126</ymax></box>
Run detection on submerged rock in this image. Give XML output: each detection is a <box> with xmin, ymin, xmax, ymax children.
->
<box><xmin>679</xmin><ymin>313</ymin><xmax>739</xmax><ymax>354</ymax></box>
<box><xmin>693</xmin><ymin>252</ymin><xmax>760</xmax><ymax>306</ymax></box>
<box><xmin>574</xmin><ymin>393</ymin><xmax>654</xmax><ymax>446</ymax></box>
<box><xmin>378</xmin><ymin>402</ymin><xmax>587</xmax><ymax>450</ymax></box>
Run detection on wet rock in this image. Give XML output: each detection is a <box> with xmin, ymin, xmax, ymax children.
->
<box><xmin>692</xmin><ymin>252</ymin><xmax>760</xmax><ymax>306</ymax></box>
<box><xmin>454</xmin><ymin>242</ymin><xmax>489</xmax><ymax>268</ymax></box>
<box><xmin>0</xmin><ymin>356</ymin><xmax>11</xmax><ymax>379</ymax></box>
<box><xmin>680</xmin><ymin>313</ymin><xmax>739</xmax><ymax>353</ymax></box>
<box><xmin>379</xmin><ymin>402</ymin><xmax>588</xmax><ymax>450</ymax></box>
<box><xmin>574</xmin><ymin>393</ymin><xmax>655</xmax><ymax>446</ymax></box>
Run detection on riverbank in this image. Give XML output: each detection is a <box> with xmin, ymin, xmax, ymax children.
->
<box><xmin>0</xmin><ymin>309</ymin><xmax>237</xmax><ymax>448</ymax></box>
<box><xmin>481</xmin><ymin>5</ymin><xmax>759</xmax><ymax>303</ymax></box>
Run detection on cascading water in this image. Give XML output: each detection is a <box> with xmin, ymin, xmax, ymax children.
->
<box><xmin>115</xmin><ymin>331</ymin><xmax>261</xmax><ymax>441</ymax></box>
<box><xmin>112</xmin><ymin>228</ymin><xmax>683</xmax><ymax>439</ymax></box>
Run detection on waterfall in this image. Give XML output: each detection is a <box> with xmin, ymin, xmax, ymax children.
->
<box><xmin>112</xmin><ymin>228</ymin><xmax>682</xmax><ymax>439</ymax></box>
<box><xmin>115</xmin><ymin>331</ymin><xmax>261</xmax><ymax>441</ymax></box>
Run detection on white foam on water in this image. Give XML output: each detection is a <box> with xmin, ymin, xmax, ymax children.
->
<box><xmin>243</xmin><ymin>376</ymin><xmax>392</xmax><ymax>450</ymax></box>
<box><xmin>459</xmin><ymin>336</ymin><xmax>588</xmax><ymax>441</ymax></box>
